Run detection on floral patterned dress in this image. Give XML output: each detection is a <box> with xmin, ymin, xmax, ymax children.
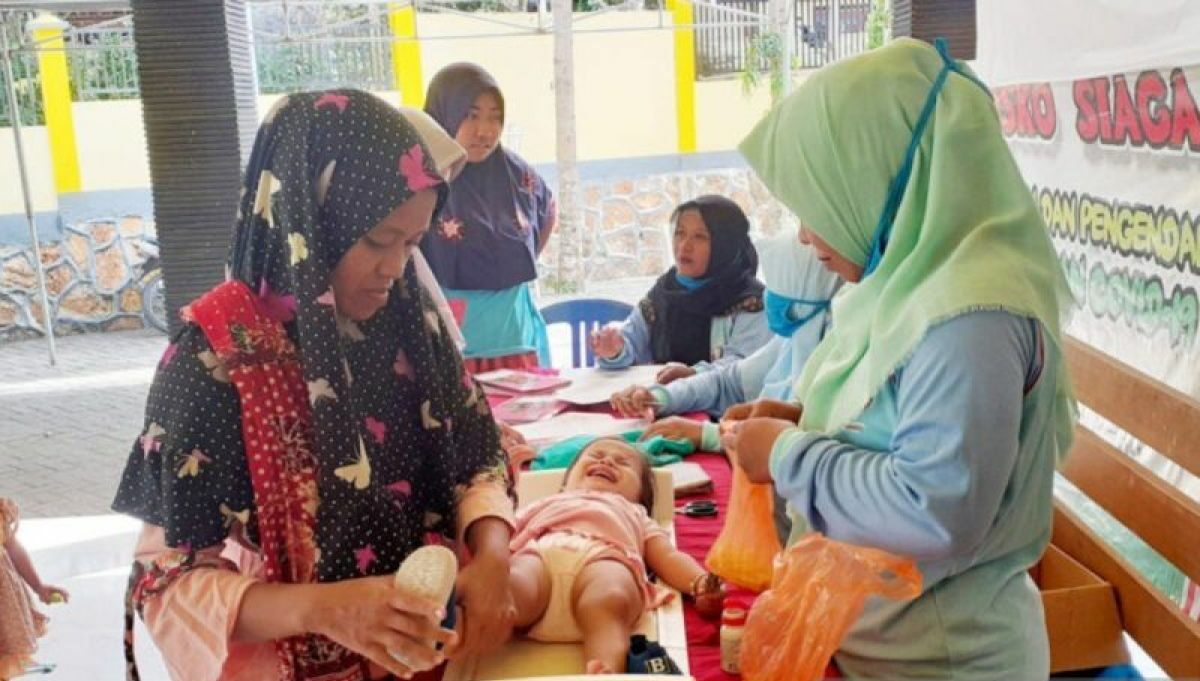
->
<box><xmin>0</xmin><ymin>499</ymin><xmax>46</xmax><ymax>680</ymax></box>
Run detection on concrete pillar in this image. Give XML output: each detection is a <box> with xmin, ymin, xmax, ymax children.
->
<box><xmin>29</xmin><ymin>12</ymin><xmax>80</xmax><ymax>194</ymax></box>
<box><xmin>668</xmin><ymin>0</ymin><xmax>697</xmax><ymax>153</ymax></box>
<box><xmin>130</xmin><ymin>0</ymin><xmax>259</xmax><ymax>333</ymax></box>
<box><xmin>389</xmin><ymin>1</ymin><xmax>424</xmax><ymax>108</ymax></box>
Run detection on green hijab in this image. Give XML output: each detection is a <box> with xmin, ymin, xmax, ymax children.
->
<box><xmin>739</xmin><ymin>38</ymin><xmax>1076</xmax><ymax>458</ymax></box>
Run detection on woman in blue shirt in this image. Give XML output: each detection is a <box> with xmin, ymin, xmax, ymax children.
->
<box><xmin>731</xmin><ymin>39</ymin><xmax>1077</xmax><ymax>680</ymax></box>
<box><xmin>591</xmin><ymin>195</ymin><xmax>771</xmax><ymax>377</ymax></box>
<box><xmin>610</xmin><ymin>231</ymin><xmax>841</xmax><ymax>433</ymax></box>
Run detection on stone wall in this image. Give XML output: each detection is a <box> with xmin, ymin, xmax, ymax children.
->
<box><xmin>539</xmin><ymin>167</ymin><xmax>797</xmax><ymax>292</ymax></box>
<box><xmin>1</xmin><ymin>167</ymin><xmax>796</xmax><ymax>342</ymax></box>
<box><xmin>0</xmin><ymin>216</ymin><xmax>157</xmax><ymax>342</ymax></box>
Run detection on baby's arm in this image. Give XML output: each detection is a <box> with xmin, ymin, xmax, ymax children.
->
<box><xmin>644</xmin><ymin>535</ymin><xmax>703</xmax><ymax>592</ymax></box>
<box><xmin>4</xmin><ymin>534</ymin><xmax>68</xmax><ymax>604</ymax></box>
<box><xmin>644</xmin><ymin>536</ymin><xmax>723</xmax><ymax>618</ymax></box>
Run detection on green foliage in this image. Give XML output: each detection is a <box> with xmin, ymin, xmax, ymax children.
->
<box><xmin>866</xmin><ymin>0</ymin><xmax>890</xmax><ymax>50</ymax></box>
<box><xmin>251</xmin><ymin>2</ymin><xmax>394</xmax><ymax>94</ymax></box>
<box><xmin>739</xmin><ymin>31</ymin><xmax>799</xmax><ymax>106</ymax></box>
<box><xmin>66</xmin><ymin>31</ymin><xmax>141</xmax><ymax>101</ymax></box>
<box><xmin>0</xmin><ymin>32</ymin><xmax>44</xmax><ymax>126</ymax></box>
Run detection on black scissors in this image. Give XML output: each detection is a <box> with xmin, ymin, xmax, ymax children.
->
<box><xmin>675</xmin><ymin>500</ymin><xmax>718</xmax><ymax>518</ymax></box>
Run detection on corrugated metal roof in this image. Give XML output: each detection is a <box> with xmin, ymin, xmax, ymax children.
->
<box><xmin>131</xmin><ymin>0</ymin><xmax>258</xmax><ymax>334</ymax></box>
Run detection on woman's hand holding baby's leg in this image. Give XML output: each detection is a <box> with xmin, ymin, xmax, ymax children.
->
<box><xmin>508</xmin><ymin>553</ymin><xmax>551</xmax><ymax>630</ymax></box>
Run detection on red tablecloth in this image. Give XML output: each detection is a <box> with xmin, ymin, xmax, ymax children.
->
<box><xmin>494</xmin><ymin>391</ymin><xmax>833</xmax><ymax>680</ymax></box>
<box><xmin>672</xmin><ymin>453</ymin><xmax>755</xmax><ymax>681</ymax></box>
<box><xmin>675</xmin><ymin>454</ymin><xmax>838</xmax><ymax>681</ymax></box>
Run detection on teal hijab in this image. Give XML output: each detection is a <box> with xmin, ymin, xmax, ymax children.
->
<box><xmin>532</xmin><ymin>431</ymin><xmax>694</xmax><ymax>471</ymax></box>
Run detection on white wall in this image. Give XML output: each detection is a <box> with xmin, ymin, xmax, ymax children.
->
<box><xmin>0</xmin><ymin>126</ymin><xmax>57</xmax><ymax>215</ymax></box>
<box><xmin>694</xmin><ymin>71</ymin><xmax>813</xmax><ymax>153</ymax></box>
<box><xmin>73</xmin><ymin>100</ymin><xmax>150</xmax><ymax>191</ymax></box>
<box><xmin>417</xmin><ymin>11</ymin><xmax>678</xmax><ymax>163</ymax></box>
<box><xmin>2</xmin><ymin>12</ymin><xmax>782</xmax><ymax>216</ymax></box>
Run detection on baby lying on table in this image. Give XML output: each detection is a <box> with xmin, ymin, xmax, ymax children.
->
<box><xmin>506</xmin><ymin>437</ymin><xmax>724</xmax><ymax>674</ymax></box>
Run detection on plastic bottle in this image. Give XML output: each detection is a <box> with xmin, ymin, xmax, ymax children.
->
<box><xmin>720</xmin><ymin>602</ymin><xmax>748</xmax><ymax>675</ymax></box>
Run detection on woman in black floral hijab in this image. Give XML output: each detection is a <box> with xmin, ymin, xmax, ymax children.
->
<box><xmin>113</xmin><ymin>91</ymin><xmax>516</xmax><ymax>681</ymax></box>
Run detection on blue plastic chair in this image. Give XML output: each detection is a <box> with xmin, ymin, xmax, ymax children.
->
<box><xmin>540</xmin><ymin>298</ymin><xmax>633</xmax><ymax>368</ymax></box>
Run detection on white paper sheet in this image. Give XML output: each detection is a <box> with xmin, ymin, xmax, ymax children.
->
<box><xmin>661</xmin><ymin>461</ymin><xmax>713</xmax><ymax>494</ymax></box>
<box><xmin>513</xmin><ymin>412</ymin><xmax>646</xmax><ymax>445</ymax></box>
<box><xmin>552</xmin><ymin>365</ymin><xmax>668</xmax><ymax>405</ymax></box>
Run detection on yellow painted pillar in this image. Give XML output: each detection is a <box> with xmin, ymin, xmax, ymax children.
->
<box><xmin>389</xmin><ymin>2</ymin><xmax>425</xmax><ymax>108</ymax></box>
<box><xmin>668</xmin><ymin>0</ymin><xmax>697</xmax><ymax>153</ymax></box>
<box><xmin>29</xmin><ymin>13</ymin><xmax>81</xmax><ymax>193</ymax></box>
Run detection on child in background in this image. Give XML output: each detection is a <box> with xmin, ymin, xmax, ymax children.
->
<box><xmin>506</xmin><ymin>439</ymin><xmax>723</xmax><ymax>674</ymax></box>
<box><xmin>0</xmin><ymin>498</ymin><xmax>68</xmax><ymax>680</ymax></box>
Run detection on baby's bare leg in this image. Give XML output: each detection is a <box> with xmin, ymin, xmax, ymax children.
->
<box><xmin>571</xmin><ymin>560</ymin><xmax>643</xmax><ymax>674</ymax></box>
<box><xmin>509</xmin><ymin>552</ymin><xmax>551</xmax><ymax>629</ymax></box>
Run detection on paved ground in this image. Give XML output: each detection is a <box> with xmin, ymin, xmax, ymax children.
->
<box><xmin>1</xmin><ymin>329</ymin><xmax>166</xmax><ymax>518</ymax></box>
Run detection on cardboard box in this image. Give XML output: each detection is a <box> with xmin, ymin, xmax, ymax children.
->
<box><xmin>1032</xmin><ymin>544</ymin><xmax>1130</xmax><ymax>673</ymax></box>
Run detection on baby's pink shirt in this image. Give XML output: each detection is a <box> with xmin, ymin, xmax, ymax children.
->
<box><xmin>510</xmin><ymin>489</ymin><xmax>667</xmax><ymax>583</ymax></box>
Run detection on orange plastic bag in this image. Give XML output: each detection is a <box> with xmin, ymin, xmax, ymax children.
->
<box><xmin>740</xmin><ymin>533</ymin><xmax>922</xmax><ymax>681</ymax></box>
<box><xmin>705</xmin><ymin>464</ymin><xmax>782</xmax><ymax>591</ymax></box>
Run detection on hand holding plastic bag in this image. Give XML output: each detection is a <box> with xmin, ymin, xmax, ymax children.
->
<box><xmin>705</xmin><ymin>417</ymin><xmax>783</xmax><ymax>591</ymax></box>
<box><xmin>741</xmin><ymin>533</ymin><xmax>922</xmax><ymax>681</ymax></box>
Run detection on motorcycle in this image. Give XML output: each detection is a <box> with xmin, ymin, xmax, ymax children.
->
<box><xmin>132</xmin><ymin>238</ymin><xmax>168</xmax><ymax>334</ymax></box>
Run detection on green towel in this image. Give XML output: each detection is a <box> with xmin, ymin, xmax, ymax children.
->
<box><xmin>531</xmin><ymin>431</ymin><xmax>694</xmax><ymax>471</ymax></box>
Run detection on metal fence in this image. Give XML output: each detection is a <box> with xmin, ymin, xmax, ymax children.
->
<box><xmin>251</xmin><ymin>2</ymin><xmax>394</xmax><ymax>94</ymax></box>
<box><xmin>693</xmin><ymin>0</ymin><xmax>769</xmax><ymax>77</ymax></box>
<box><xmin>694</xmin><ymin>0</ymin><xmax>873</xmax><ymax>77</ymax></box>
<box><xmin>253</xmin><ymin>38</ymin><xmax>393</xmax><ymax>94</ymax></box>
<box><xmin>4</xmin><ymin>3</ymin><xmax>399</xmax><ymax>108</ymax></box>
<box><xmin>5</xmin><ymin>0</ymin><xmax>872</xmax><ymax>116</ymax></box>
<box><xmin>0</xmin><ymin>17</ymin><xmax>44</xmax><ymax>126</ymax></box>
<box><xmin>794</xmin><ymin>0</ymin><xmax>870</xmax><ymax>68</ymax></box>
<box><xmin>66</xmin><ymin>18</ymin><xmax>141</xmax><ymax>100</ymax></box>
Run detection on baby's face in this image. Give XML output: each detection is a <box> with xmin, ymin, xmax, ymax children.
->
<box><xmin>565</xmin><ymin>440</ymin><xmax>645</xmax><ymax>503</ymax></box>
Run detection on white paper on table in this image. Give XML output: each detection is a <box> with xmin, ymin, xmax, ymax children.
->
<box><xmin>661</xmin><ymin>461</ymin><xmax>713</xmax><ymax>494</ymax></box>
<box><xmin>513</xmin><ymin>412</ymin><xmax>646</xmax><ymax>446</ymax></box>
<box><xmin>552</xmin><ymin>365</ymin><xmax>668</xmax><ymax>405</ymax></box>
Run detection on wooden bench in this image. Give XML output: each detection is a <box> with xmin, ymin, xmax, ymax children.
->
<box><xmin>1053</xmin><ymin>338</ymin><xmax>1200</xmax><ymax>677</ymax></box>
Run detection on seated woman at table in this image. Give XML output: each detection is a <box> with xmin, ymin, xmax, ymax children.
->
<box><xmin>590</xmin><ymin>196</ymin><xmax>770</xmax><ymax>380</ymax></box>
<box><xmin>507</xmin><ymin>437</ymin><xmax>724</xmax><ymax>674</ymax></box>
<box><xmin>609</xmin><ymin>230</ymin><xmax>841</xmax><ymax>435</ymax></box>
